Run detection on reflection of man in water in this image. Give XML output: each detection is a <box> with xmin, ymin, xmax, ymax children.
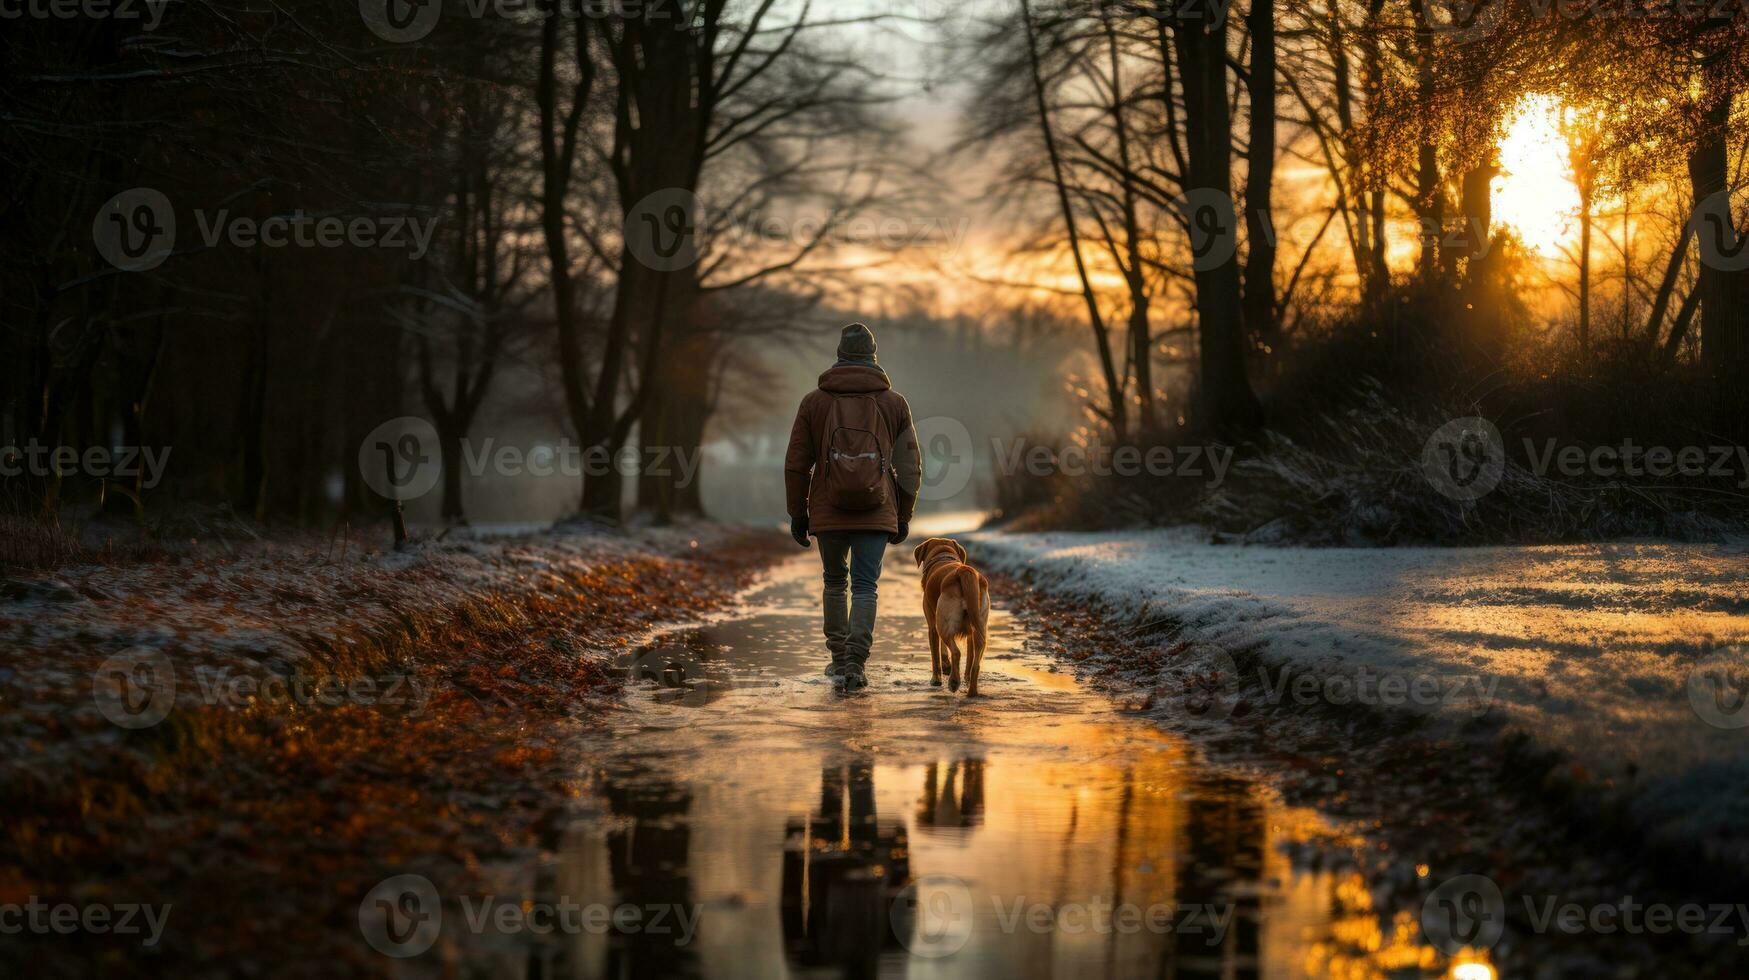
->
<box><xmin>1172</xmin><ymin>774</ymin><xmax>1265</xmax><ymax>979</ymax></box>
<box><xmin>599</xmin><ymin>767</ymin><xmax>699</xmax><ymax>979</ymax></box>
<box><xmin>782</xmin><ymin>756</ymin><xmax>910</xmax><ymax>977</ymax></box>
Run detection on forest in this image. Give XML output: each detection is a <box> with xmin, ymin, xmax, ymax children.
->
<box><xmin>4</xmin><ymin>0</ymin><xmax>1748</xmax><ymax>547</ymax></box>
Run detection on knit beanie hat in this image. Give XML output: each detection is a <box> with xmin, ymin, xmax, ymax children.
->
<box><xmin>836</xmin><ymin>322</ymin><xmax>877</xmax><ymax>362</ymax></box>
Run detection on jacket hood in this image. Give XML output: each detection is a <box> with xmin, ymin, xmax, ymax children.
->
<box><xmin>818</xmin><ymin>364</ymin><xmax>891</xmax><ymax>394</ymax></box>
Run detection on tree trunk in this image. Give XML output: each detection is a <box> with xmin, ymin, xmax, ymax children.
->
<box><xmin>1410</xmin><ymin>5</ymin><xmax>1443</xmax><ymax>282</ymax></box>
<box><xmin>1100</xmin><ymin>7</ymin><xmax>1153</xmax><ymax>430</ymax></box>
<box><xmin>1643</xmin><ymin>224</ymin><xmax>1692</xmax><ymax>344</ymax></box>
<box><xmin>238</xmin><ymin>292</ymin><xmax>270</xmax><ymax>521</ymax></box>
<box><xmin>636</xmin><ymin>303</ymin><xmax>710</xmax><ymax>522</ymax></box>
<box><xmin>536</xmin><ymin>5</ymin><xmax>604</xmax><ymax>517</ymax></box>
<box><xmin>436</xmin><ymin>422</ymin><xmax>465</xmax><ymax>524</ymax></box>
<box><xmin>1242</xmin><ymin>0</ymin><xmax>1278</xmax><ymax>348</ymax></box>
<box><xmin>1174</xmin><ymin>12</ymin><xmax>1264</xmax><ymax>431</ymax></box>
<box><xmin>1577</xmin><ymin>198</ymin><xmax>1592</xmax><ymax>357</ymax></box>
<box><xmin>1687</xmin><ymin>68</ymin><xmax>1749</xmax><ymax>380</ymax></box>
<box><xmin>1457</xmin><ymin>157</ymin><xmax>1496</xmax><ymax>274</ymax></box>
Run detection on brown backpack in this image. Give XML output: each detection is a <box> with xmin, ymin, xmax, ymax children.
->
<box><xmin>820</xmin><ymin>392</ymin><xmax>891</xmax><ymax>510</ymax></box>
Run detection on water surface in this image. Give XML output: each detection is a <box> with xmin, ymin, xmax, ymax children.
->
<box><xmin>496</xmin><ymin>531</ymin><xmax>1490</xmax><ymax>979</ymax></box>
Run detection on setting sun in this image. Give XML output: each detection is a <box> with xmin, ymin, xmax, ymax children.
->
<box><xmin>1493</xmin><ymin>95</ymin><xmax>1584</xmax><ymax>257</ymax></box>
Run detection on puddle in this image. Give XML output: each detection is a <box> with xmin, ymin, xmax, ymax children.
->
<box><xmin>487</xmin><ymin>543</ymin><xmax>1495</xmax><ymax>979</ymax></box>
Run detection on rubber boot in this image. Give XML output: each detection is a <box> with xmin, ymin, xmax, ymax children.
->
<box><xmin>843</xmin><ymin>598</ymin><xmax>877</xmax><ymax>689</ymax></box>
<box><xmin>822</xmin><ymin>584</ymin><xmax>850</xmax><ymax>678</ymax></box>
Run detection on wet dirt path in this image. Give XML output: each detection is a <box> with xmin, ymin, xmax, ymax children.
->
<box><xmin>491</xmin><ymin>526</ymin><xmax>1496</xmax><ymax>979</ymax></box>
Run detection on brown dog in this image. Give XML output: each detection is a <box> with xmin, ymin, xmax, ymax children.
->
<box><xmin>912</xmin><ymin>537</ymin><xmax>990</xmax><ymax>696</ymax></box>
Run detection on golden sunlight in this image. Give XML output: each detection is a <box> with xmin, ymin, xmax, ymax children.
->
<box><xmin>1493</xmin><ymin>95</ymin><xmax>1584</xmax><ymax>257</ymax></box>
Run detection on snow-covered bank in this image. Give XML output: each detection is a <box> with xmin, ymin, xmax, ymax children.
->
<box><xmin>968</xmin><ymin>529</ymin><xmax>1749</xmax><ymax>871</ymax></box>
<box><xmin>3</xmin><ymin>522</ymin><xmax>753</xmax><ymax>740</ymax></box>
<box><xmin>0</xmin><ymin>522</ymin><xmax>786</xmax><ymax>976</ymax></box>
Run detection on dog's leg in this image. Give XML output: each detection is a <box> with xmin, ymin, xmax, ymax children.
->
<box><xmin>966</xmin><ymin>589</ymin><xmax>990</xmax><ymax>697</ymax></box>
<box><xmin>928</xmin><ymin>625</ymin><xmax>943</xmax><ymax>687</ymax></box>
<box><xmin>965</xmin><ymin>626</ymin><xmax>983</xmax><ymax>697</ymax></box>
<box><xmin>943</xmin><ymin>633</ymin><xmax>962</xmax><ymax>692</ymax></box>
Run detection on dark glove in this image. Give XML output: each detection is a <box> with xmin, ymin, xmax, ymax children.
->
<box><xmin>791</xmin><ymin>515</ymin><xmax>810</xmax><ymax>547</ymax></box>
<box><xmin>889</xmin><ymin>521</ymin><xmax>908</xmax><ymax>545</ymax></box>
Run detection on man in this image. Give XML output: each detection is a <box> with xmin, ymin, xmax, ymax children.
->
<box><xmin>784</xmin><ymin>322</ymin><xmax>921</xmax><ymax>690</ymax></box>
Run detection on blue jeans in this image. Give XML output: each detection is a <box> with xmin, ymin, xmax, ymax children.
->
<box><xmin>817</xmin><ymin>530</ymin><xmax>888</xmax><ymax>671</ymax></box>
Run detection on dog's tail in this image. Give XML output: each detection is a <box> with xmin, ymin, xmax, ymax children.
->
<box><xmin>960</xmin><ymin>565</ymin><xmax>986</xmax><ymax>649</ymax></box>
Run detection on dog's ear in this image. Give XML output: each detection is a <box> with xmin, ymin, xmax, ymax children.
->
<box><xmin>912</xmin><ymin>541</ymin><xmax>929</xmax><ymax>565</ymax></box>
<box><xmin>951</xmin><ymin>539</ymin><xmax>969</xmax><ymax>563</ymax></box>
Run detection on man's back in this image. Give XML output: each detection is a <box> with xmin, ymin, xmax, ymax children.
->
<box><xmin>785</xmin><ymin>363</ymin><xmax>919</xmax><ymax>537</ymax></box>
<box><xmin>783</xmin><ymin>322</ymin><xmax>920</xmax><ymax>690</ymax></box>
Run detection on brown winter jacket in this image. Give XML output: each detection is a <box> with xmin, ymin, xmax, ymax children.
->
<box><xmin>784</xmin><ymin>364</ymin><xmax>921</xmax><ymax>536</ymax></box>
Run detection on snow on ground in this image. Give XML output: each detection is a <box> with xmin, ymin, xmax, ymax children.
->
<box><xmin>967</xmin><ymin>528</ymin><xmax>1749</xmax><ymax>868</ymax></box>
<box><xmin>0</xmin><ymin>521</ymin><xmax>742</xmax><ymax>761</ymax></box>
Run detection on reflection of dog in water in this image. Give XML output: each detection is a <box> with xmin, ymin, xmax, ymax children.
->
<box><xmin>913</xmin><ymin>758</ymin><xmax>986</xmax><ymax>833</ymax></box>
<box><xmin>782</xmin><ymin>758</ymin><xmax>910</xmax><ymax>977</ymax></box>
